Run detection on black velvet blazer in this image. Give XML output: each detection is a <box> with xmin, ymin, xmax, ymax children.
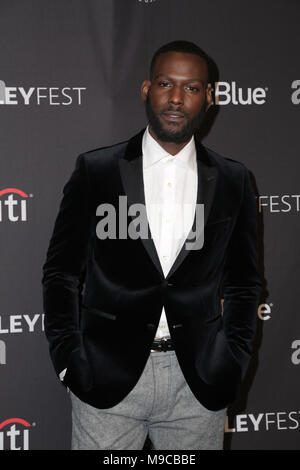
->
<box><xmin>42</xmin><ymin>128</ymin><xmax>262</xmax><ymax>411</ymax></box>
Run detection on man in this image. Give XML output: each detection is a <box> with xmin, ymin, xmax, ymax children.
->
<box><xmin>42</xmin><ymin>40</ymin><xmax>262</xmax><ymax>450</ymax></box>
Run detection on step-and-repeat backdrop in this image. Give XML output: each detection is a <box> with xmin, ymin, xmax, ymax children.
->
<box><xmin>0</xmin><ymin>0</ymin><xmax>299</xmax><ymax>450</ymax></box>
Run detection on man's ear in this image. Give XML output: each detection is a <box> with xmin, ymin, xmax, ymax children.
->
<box><xmin>205</xmin><ymin>82</ymin><xmax>214</xmax><ymax>111</ymax></box>
<box><xmin>141</xmin><ymin>79</ymin><xmax>151</xmax><ymax>102</ymax></box>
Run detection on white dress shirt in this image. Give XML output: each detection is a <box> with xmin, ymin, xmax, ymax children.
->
<box><xmin>142</xmin><ymin>125</ymin><xmax>198</xmax><ymax>339</ymax></box>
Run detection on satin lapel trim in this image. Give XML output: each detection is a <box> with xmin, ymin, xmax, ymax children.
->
<box><xmin>118</xmin><ymin>156</ymin><xmax>165</xmax><ymax>278</ymax></box>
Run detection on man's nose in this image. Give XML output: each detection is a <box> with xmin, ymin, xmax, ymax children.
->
<box><xmin>168</xmin><ymin>86</ymin><xmax>184</xmax><ymax>106</ymax></box>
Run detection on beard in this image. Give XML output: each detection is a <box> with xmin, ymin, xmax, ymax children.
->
<box><xmin>144</xmin><ymin>91</ymin><xmax>207</xmax><ymax>144</ymax></box>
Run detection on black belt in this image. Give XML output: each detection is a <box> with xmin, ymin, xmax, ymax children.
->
<box><xmin>151</xmin><ymin>337</ymin><xmax>174</xmax><ymax>352</ymax></box>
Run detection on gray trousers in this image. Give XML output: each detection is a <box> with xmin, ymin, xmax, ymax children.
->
<box><xmin>69</xmin><ymin>350</ymin><xmax>227</xmax><ymax>450</ymax></box>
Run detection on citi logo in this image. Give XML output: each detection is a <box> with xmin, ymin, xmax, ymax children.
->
<box><xmin>0</xmin><ymin>418</ymin><xmax>33</xmax><ymax>450</ymax></box>
<box><xmin>215</xmin><ymin>81</ymin><xmax>268</xmax><ymax>105</ymax></box>
<box><xmin>0</xmin><ymin>188</ymin><xmax>32</xmax><ymax>222</ymax></box>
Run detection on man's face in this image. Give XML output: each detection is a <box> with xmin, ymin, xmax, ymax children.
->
<box><xmin>141</xmin><ymin>51</ymin><xmax>213</xmax><ymax>144</ymax></box>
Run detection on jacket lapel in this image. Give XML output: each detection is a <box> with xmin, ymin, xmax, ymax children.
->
<box><xmin>118</xmin><ymin>129</ymin><xmax>218</xmax><ymax>280</ymax></box>
<box><xmin>166</xmin><ymin>158</ymin><xmax>218</xmax><ymax>279</ymax></box>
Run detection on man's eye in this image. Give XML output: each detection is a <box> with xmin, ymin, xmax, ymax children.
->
<box><xmin>186</xmin><ymin>86</ymin><xmax>199</xmax><ymax>92</ymax></box>
<box><xmin>158</xmin><ymin>81</ymin><xmax>171</xmax><ymax>87</ymax></box>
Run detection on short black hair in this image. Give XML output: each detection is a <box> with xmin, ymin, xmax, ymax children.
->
<box><xmin>150</xmin><ymin>40</ymin><xmax>212</xmax><ymax>83</ymax></box>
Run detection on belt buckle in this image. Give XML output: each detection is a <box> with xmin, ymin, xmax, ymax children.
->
<box><xmin>161</xmin><ymin>337</ymin><xmax>169</xmax><ymax>352</ymax></box>
<box><xmin>151</xmin><ymin>337</ymin><xmax>170</xmax><ymax>353</ymax></box>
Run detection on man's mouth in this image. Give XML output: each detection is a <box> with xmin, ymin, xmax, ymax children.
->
<box><xmin>162</xmin><ymin>111</ymin><xmax>186</xmax><ymax>121</ymax></box>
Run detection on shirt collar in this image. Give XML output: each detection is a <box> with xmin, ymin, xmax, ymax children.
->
<box><xmin>142</xmin><ymin>125</ymin><xmax>196</xmax><ymax>171</ymax></box>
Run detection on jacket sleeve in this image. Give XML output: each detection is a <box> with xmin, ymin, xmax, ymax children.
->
<box><xmin>222</xmin><ymin>164</ymin><xmax>262</xmax><ymax>379</ymax></box>
<box><xmin>42</xmin><ymin>154</ymin><xmax>93</xmax><ymax>376</ymax></box>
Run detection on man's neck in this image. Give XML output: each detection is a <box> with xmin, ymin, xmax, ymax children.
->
<box><xmin>148</xmin><ymin>125</ymin><xmax>191</xmax><ymax>156</ymax></box>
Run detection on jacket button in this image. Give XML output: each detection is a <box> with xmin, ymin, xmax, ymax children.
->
<box><xmin>172</xmin><ymin>324</ymin><xmax>183</xmax><ymax>329</ymax></box>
